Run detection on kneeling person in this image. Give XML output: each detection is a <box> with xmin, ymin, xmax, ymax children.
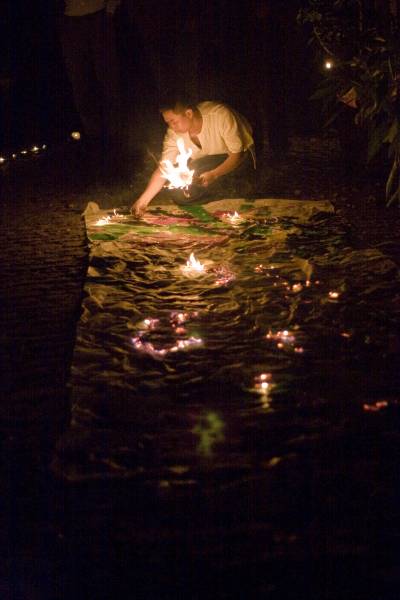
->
<box><xmin>131</xmin><ymin>96</ymin><xmax>256</xmax><ymax>216</ymax></box>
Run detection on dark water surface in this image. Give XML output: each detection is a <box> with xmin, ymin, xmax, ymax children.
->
<box><xmin>51</xmin><ymin>199</ymin><xmax>400</xmax><ymax>598</ymax></box>
<box><xmin>55</xmin><ymin>200</ymin><xmax>400</xmax><ymax>488</ymax></box>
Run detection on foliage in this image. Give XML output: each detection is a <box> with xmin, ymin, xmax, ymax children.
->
<box><xmin>298</xmin><ymin>0</ymin><xmax>400</xmax><ymax>206</ymax></box>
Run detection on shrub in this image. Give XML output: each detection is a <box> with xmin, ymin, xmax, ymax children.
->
<box><xmin>298</xmin><ymin>0</ymin><xmax>400</xmax><ymax>205</ymax></box>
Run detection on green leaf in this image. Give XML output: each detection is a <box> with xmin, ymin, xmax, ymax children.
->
<box><xmin>386</xmin><ymin>187</ymin><xmax>400</xmax><ymax>207</ymax></box>
<box><xmin>181</xmin><ymin>205</ymin><xmax>219</xmax><ymax>222</ymax></box>
<box><xmin>385</xmin><ymin>157</ymin><xmax>398</xmax><ymax>197</ymax></box>
<box><xmin>384</xmin><ymin>119</ymin><xmax>398</xmax><ymax>144</ymax></box>
<box><xmin>367</xmin><ymin>121</ymin><xmax>389</xmax><ymax>162</ymax></box>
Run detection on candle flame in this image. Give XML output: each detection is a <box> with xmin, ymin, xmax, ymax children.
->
<box><xmin>95</xmin><ymin>216</ymin><xmax>111</xmax><ymax>226</ymax></box>
<box><xmin>224</xmin><ymin>211</ymin><xmax>243</xmax><ymax>224</ymax></box>
<box><xmin>182</xmin><ymin>252</ymin><xmax>205</xmax><ymax>275</ymax></box>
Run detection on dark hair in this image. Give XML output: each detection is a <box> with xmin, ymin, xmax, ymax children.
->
<box><xmin>158</xmin><ymin>91</ymin><xmax>197</xmax><ymax>114</ymax></box>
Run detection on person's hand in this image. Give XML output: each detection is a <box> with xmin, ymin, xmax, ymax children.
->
<box><xmin>197</xmin><ymin>171</ymin><xmax>218</xmax><ymax>187</ymax></box>
<box><xmin>131</xmin><ymin>197</ymin><xmax>149</xmax><ymax>217</ymax></box>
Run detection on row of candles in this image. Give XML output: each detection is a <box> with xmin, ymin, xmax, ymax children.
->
<box><xmin>0</xmin><ymin>131</ymin><xmax>81</xmax><ymax>166</ymax></box>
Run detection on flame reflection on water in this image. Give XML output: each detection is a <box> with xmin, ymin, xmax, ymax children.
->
<box><xmin>68</xmin><ymin>206</ymin><xmax>400</xmax><ymax>485</ymax></box>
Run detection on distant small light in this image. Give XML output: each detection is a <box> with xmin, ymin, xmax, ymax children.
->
<box><xmin>32</xmin><ymin>146</ymin><xmax>39</xmax><ymax>152</ymax></box>
<box><xmin>71</xmin><ymin>131</ymin><xmax>81</xmax><ymax>140</ymax></box>
<box><xmin>291</xmin><ymin>283</ymin><xmax>303</xmax><ymax>293</ymax></box>
<box><xmin>329</xmin><ymin>291</ymin><xmax>340</xmax><ymax>299</ymax></box>
<box><xmin>259</xmin><ymin>373</ymin><xmax>271</xmax><ymax>382</ymax></box>
<box><xmin>324</xmin><ymin>60</ymin><xmax>334</xmax><ymax>70</ymax></box>
<box><xmin>42</xmin><ymin>144</ymin><xmax>47</xmax><ymax>149</ymax></box>
<box><xmin>12</xmin><ymin>154</ymin><xmax>17</xmax><ymax>159</ymax></box>
<box><xmin>21</xmin><ymin>149</ymin><xmax>28</xmax><ymax>155</ymax></box>
<box><xmin>0</xmin><ymin>157</ymin><xmax>5</xmax><ymax>163</ymax></box>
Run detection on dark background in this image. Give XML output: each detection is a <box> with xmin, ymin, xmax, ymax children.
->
<box><xmin>0</xmin><ymin>0</ymin><xmax>319</xmax><ymax>152</ymax></box>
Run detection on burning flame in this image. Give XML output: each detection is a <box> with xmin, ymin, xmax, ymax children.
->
<box><xmin>181</xmin><ymin>253</ymin><xmax>205</xmax><ymax>275</ymax></box>
<box><xmin>225</xmin><ymin>211</ymin><xmax>243</xmax><ymax>225</ymax></box>
<box><xmin>95</xmin><ymin>216</ymin><xmax>111</xmax><ymax>226</ymax></box>
<box><xmin>160</xmin><ymin>138</ymin><xmax>195</xmax><ymax>189</ymax></box>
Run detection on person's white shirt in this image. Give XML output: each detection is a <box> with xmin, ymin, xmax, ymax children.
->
<box><xmin>161</xmin><ymin>102</ymin><xmax>255</xmax><ymax>167</ymax></box>
<box><xmin>64</xmin><ymin>0</ymin><xmax>120</xmax><ymax>17</ymax></box>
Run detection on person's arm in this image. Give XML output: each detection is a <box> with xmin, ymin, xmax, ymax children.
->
<box><xmin>131</xmin><ymin>167</ymin><xmax>167</xmax><ymax>216</ymax></box>
<box><xmin>198</xmin><ymin>151</ymin><xmax>244</xmax><ymax>187</ymax></box>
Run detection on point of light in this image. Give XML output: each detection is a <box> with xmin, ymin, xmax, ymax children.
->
<box><xmin>71</xmin><ymin>131</ymin><xmax>81</xmax><ymax>140</ymax></box>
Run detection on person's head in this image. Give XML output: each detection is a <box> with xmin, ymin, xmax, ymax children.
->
<box><xmin>159</xmin><ymin>93</ymin><xmax>199</xmax><ymax>134</ymax></box>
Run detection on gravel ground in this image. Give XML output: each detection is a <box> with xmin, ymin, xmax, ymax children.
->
<box><xmin>1</xmin><ymin>134</ymin><xmax>400</xmax><ymax>599</ymax></box>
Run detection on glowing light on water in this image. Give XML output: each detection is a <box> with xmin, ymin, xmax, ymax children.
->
<box><xmin>363</xmin><ymin>400</ymin><xmax>388</xmax><ymax>412</ymax></box>
<box><xmin>213</xmin><ymin>265</ymin><xmax>236</xmax><ymax>287</ymax></box>
<box><xmin>253</xmin><ymin>373</ymin><xmax>273</xmax><ymax>409</ymax></box>
<box><xmin>132</xmin><ymin>312</ymin><xmax>203</xmax><ymax>359</ymax></box>
<box><xmin>266</xmin><ymin>329</ymin><xmax>304</xmax><ymax>354</ymax></box>
<box><xmin>223</xmin><ymin>211</ymin><xmax>244</xmax><ymax>225</ymax></box>
<box><xmin>171</xmin><ymin>312</ymin><xmax>188</xmax><ymax>325</ymax></box>
<box><xmin>131</xmin><ymin>337</ymin><xmax>168</xmax><ymax>358</ymax></box>
<box><xmin>142</xmin><ymin>318</ymin><xmax>160</xmax><ymax>330</ymax></box>
<box><xmin>266</xmin><ymin>330</ymin><xmax>295</xmax><ymax>344</ymax></box>
<box><xmin>181</xmin><ymin>253</ymin><xmax>205</xmax><ymax>276</ymax></box>
<box><xmin>161</xmin><ymin>138</ymin><xmax>194</xmax><ymax>189</ymax></box>
<box><xmin>169</xmin><ymin>337</ymin><xmax>203</xmax><ymax>352</ymax></box>
<box><xmin>132</xmin><ymin>335</ymin><xmax>203</xmax><ymax>358</ymax></box>
<box><xmin>192</xmin><ymin>412</ymin><xmax>225</xmax><ymax>457</ymax></box>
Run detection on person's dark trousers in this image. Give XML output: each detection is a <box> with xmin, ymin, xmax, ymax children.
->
<box><xmin>60</xmin><ymin>9</ymin><xmax>121</xmax><ymax>145</ymax></box>
<box><xmin>169</xmin><ymin>151</ymin><xmax>255</xmax><ymax>205</ymax></box>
